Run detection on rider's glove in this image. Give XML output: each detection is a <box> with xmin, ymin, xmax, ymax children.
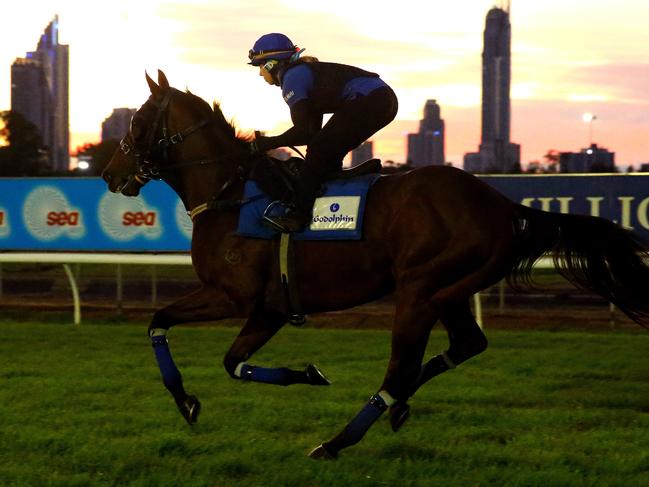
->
<box><xmin>248</xmin><ymin>130</ymin><xmax>265</xmax><ymax>155</ymax></box>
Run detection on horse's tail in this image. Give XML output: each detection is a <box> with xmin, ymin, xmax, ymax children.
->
<box><xmin>508</xmin><ymin>204</ymin><xmax>649</xmax><ymax>328</ymax></box>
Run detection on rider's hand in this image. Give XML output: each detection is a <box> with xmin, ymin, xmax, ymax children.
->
<box><xmin>249</xmin><ymin>130</ymin><xmax>271</xmax><ymax>155</ymax></box>
<box><xmin>249</xmin><ymin>130</ymin><xmax>265</xmax><ymax>155</ymax></box>
<box><xmin>248</xmin><ymin>140</ymin><xmax>260</xmax><ymax>155</ymax></box>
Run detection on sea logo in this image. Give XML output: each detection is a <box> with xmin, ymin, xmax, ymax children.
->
<box><xmin>0</xmin><ymin>207</ymin><xmax>10</xmax><ymax>238</ymax></box>
<box><xmin>23</xmin><ymin>186</ymin><xmax>85</xmax><ymax>241</ymax></box>
<box><xmin>175</xmin><ymin>200</ymin><xmax>193</xmax><ymax>241</ymax></box>
<box><xmin>330</xmin><ymin>203</ymin><xmax>340</xmax><ymax>213</ymax></box>
<box><xmin>98</xmin><ymin>192</ymin><xmax>162</xmax><ymax>241</ymax></box>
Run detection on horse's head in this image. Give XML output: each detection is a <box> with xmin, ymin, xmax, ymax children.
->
<box><xmin>102</xmin><ymin>70</ymin><xmax>219</xmax><ymax>197</ymax></box>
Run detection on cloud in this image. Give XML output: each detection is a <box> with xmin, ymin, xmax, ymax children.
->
<box><xmin>509</xmin><ymin>98</ymin><xmax>649</xmax><ymax>166</ymax></box>
<box><xmin>562</xmin><ymin>63</ymin><xmax>649</xmax><ymax>104</ymax></box>
<box><xmin>157</xmin><ymin>2</ymin><xmax>455</xmax><ymax>71</ymax></box>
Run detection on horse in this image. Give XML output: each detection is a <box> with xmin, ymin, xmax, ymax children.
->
<box><xmin>102</xmin><ymin>70</ymin><xmax>649</xmax><ymax>459</ymax></box>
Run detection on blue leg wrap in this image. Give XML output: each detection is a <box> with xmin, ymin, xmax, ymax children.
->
<box><xmin>321</xmin><ymin>393</ymin><xmax>391</xmax><ymax>456</ymax></box>
<box><xmin>151</xmin><ymin>335</ymin><xmax>186</xmax><ymax>402</ymax></box>
<box><xmin>343</xmin><ymin>394</ymin><xmax>389</xmax><ymax>443</ymax></box>
<box><xmin>239</xmin><ymin>364</ymin><xmax>302</xmax><ymax>386</ymax></box>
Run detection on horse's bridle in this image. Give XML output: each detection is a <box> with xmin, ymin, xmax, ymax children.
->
<box><xmin>117</xmin><ymin>88</ymin><xmax>258</xmax><ymax>220</ymax></box>
<box><xmin>118</xmin><ymin>88</ymin><xmax>216</xmax><ymax>183</ymax></box>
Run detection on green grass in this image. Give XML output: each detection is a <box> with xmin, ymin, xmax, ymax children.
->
<box><xmin>0</xmin><ymin>322</ymin><xmax>647</xmax><ymax>487</ymax></box>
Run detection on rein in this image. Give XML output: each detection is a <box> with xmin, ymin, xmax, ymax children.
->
<box><xmin>187</xmin><ymin>163</ymin><xmax>256</xmax><ymax>221</ymax></box>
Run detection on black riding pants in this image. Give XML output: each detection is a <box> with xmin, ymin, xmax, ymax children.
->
<box><xmin>306</xmin><ymin>86</ymin><xmax>399</xmax><ymax>178</ymax></box>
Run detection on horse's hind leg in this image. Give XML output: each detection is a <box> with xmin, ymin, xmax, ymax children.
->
<box><xmin>388</xmin><ymin>299</ymin><xmax>487</xmax><ymax>431</ymax></box>
<box><xmin>426</xmin><ymin>299</ymin><xmax>487</xmax><ymax>382</ymax></box>
<box><xmin>309</xmin><ymin>291</ymin><xmax>436</xmax><ymax>459</ymax></box>
<box><xmin>309</xmin><ymin>285</ymin><xmax>492</xmax><ymax>458</ymax></box>
<box><xmin>223</xmin><ymin>306</ymin><xmax>330</xmax><ymax>387</ymax></box>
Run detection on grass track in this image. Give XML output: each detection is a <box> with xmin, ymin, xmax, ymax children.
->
<box><xmin>0</xmin><ymin>322</ymin><xmax>648</xmax><ymax>486</ymax></box>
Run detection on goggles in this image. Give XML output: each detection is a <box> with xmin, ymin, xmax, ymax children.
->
<box><xmin>248</xmin><ymin>48</ymin><xmax>296</xmax><ymax>65</ymax></box>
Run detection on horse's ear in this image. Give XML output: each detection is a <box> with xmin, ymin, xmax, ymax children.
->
<box><xmin>158</xmin><ymin>70</ymin><xmax>170</xmax><ymax>90</ymax></box>
<box><xmin>145</xmin><ymin>71</ymin><xmax>160</xmax><ymax>97</ymax></box>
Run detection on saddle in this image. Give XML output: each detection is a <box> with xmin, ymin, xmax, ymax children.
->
<box><xmin>246</xmin><ymin>156</ymin><xmax>382</xmax><ymax>327</ymax></box>
<box><xmin>250</xmin><ymin>156</ymin><xmax>382</xmax><ymax>205</ymax></box>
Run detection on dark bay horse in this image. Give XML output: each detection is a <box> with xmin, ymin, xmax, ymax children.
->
<box><xmin>102</xmin><ymin>71</ymin><xmax>649</xmax><ymax>459</ymax></box>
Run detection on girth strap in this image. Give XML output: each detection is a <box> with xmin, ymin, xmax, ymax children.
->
<box><xmin>279</xmin><ymin>233</ymin><xmax>306</xmax><ymax>326</ymax></box>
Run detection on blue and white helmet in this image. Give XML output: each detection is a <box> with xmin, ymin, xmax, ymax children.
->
<box><xmin>248</xmin><ymin>33</ymin><xmax>299</xmax><ymax>66</ymax></box>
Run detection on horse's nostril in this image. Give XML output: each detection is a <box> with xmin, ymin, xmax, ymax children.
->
<box><xmin>102</xmin><ymin>172</ymin><xmax>112</xmax><ymax>183</ymax></box>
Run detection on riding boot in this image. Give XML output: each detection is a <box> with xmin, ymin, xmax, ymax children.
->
<box><xmin>265</xmin><ymin>164</ymin><xmax>323</xmax><ymax>233</ymax></box>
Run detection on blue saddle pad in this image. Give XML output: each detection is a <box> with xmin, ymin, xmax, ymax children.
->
<box><xmin>237</xmin><ymin>173</ymin><xmax>381</xmax><ymax>240</ymax></box>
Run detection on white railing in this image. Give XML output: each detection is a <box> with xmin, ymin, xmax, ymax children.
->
<box><xmin>0</xmin><ymin>254</ymin><xmax>612</xmax><ymax>327</ymax></box>
<box><xmin>473</xmin><ymin>256</ymin><xmax>555</xmax><ymax>328</ymax></box>
<box><xmin>0</xmin><ymin>252</ymin><xmax>191</xmax><ymax>325</ymax></box>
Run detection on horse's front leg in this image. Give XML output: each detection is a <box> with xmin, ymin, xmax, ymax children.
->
<box><xmin>148</xmin><ymin>285</ymin><xmax>238</xmax><ymax>425</ymax></box>
<box><xmin>223</xmin><ymin>306</ymin><xmax>331</xmax><ymax>387</ymax></box>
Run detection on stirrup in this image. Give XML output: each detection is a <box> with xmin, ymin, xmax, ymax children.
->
<box><xmin>262</xmin><ymin>200</ymin><xmax>292</xmax><ymax>232</ymax></box>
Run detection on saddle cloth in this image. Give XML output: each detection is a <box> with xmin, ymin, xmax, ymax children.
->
<box><xmin>236</xmin><ymin>173</ymin><xmax>381</xmax><ymax>240</ymax></box>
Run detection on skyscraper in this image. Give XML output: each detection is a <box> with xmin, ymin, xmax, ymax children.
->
<box><xmin>102</xmin><ymin>108</ymin><xmax>137</xmax><ymax>142</ymax></box>
<box><xmin>10</xmin><ymin>58</ymin><xmax>48</xmax><ymax>139</ymax></box>
<box><xmin>464</xmin><ymin>4</ymin><xmax>520</xmax><ymax>173</ymax></box>
<box><xmin>407</xmin><ymin>99</ymin><xmax>445</xmax><ymax>167</ymax></box>
<box><xmin>11</xmin><ymin>15</ymin><xmax>69</xmax><ymax>171</ymax></box>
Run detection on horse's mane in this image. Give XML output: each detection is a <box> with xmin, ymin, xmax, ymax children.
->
<box><xmin>212</xmin><ymin>101</ymin><xmax>254</xmax><ymax>143</ymax></box>
<box><xmin>184</xmin><ymin>90</ymin><xmax>253</xmax><ymax>144</ymax></box>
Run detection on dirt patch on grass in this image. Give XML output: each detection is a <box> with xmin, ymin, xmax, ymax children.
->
<box><xmin>0</xmin><ymin>294</ymin><xmax>641</xmax><ymax>333</ymax></box>
<box><xmin>0</xmin><ymin>270</ymin><xmax>643</xmax><ymax>331</ymax></box>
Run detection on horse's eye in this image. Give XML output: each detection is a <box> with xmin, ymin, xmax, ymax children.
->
<box><xmin>130</xmin><ymin>117</ymin><xmax>146</xmax><ymax>141</ymax></box>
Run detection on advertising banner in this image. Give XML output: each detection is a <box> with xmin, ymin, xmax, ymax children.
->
<box><xmin>0</xmin><ymin>178</ymin><xmax>192</xmax><ymax>251</ymax></box>
<box><xmin>481</xmin><ymin>174</ymin><xmax>649</xmax><ymax>239</ymax></box>
<box><xmin>1</xmin><ymin>174</ymin><xmax>648</xmax><ymax>251</ymax></box>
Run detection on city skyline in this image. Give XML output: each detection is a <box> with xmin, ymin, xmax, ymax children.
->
<box><xmin>1</xmin><ymin>0</ymin><xmax>648</xmax><ymax>168</ymax></box>
<box><xmin>11</xmin><ymin>15</ymin><xmax>69</xmax><ymax>172</ymax></box>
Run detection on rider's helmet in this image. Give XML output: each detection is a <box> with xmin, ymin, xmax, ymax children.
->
<box><xmin>248</xmin><ymin>33</ymin><xmax>298</xmax><ymax>66</ymax></box>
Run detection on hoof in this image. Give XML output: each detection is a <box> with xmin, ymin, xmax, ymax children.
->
<box><xmin>305</xmin><ymin>364</ymin><xmax>331</xmax><ymax>386</ymax></box>
<box><xmin>178</xmin><ymin>395</ymin><xmax>201</xmax><ymax>425</ymax></box>
<box><xmin>289</xmin><ymin>314</ymin><xmax>307</xmax><ymax>326</ymax></box>
<box><xmin>389</xmin><ymin>402</ymin><xmax>410</xmax><ymax>432</ymax></box>
<box><xmin>308</xmin><ymin>444</ymin><xmax>337</xmax><ymax>460</ymax></box>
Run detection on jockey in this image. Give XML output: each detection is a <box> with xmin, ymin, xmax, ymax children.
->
<box><xmin>248</xmin><ymin>33</ymin><xmax>398</xmax><ymax>232</ymax></box>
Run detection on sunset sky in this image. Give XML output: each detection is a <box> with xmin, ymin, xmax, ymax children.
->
<box><xmin>1</xmin><ymin>0</ymin><xmax>647</xmax><ymax>168</ymax></box>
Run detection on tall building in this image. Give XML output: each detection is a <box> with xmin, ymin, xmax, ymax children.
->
<box><xmin>351</xmin><ymin>141</ymin><xmax>373</xmax><ymax>167</ymax></box>
<box><xmin>11</xmin><ymin>15</ymin><xmax>69</xmax><ymax>171</ymax></box>
<box><xmin>559</xmin><ymin>144</ymin><xmax>615</xmax><ymax>173</ymax></box>
<box><xmin>464</xmin><ymin>4</ymin><xmax>520</xmax><ymax>173</ymax></box>
<box><xmin>10</xmin><ymin>59</ymin><xmax>48</xmax><ymax>140</ymax></box>
<box><xmin>407</xmin><ymin>99</ymin><xmax>445</xmax><ymax>167</ymax></box>
<box><xmin>102</xmin><ymin>108</ymin><xmax>136</xmax><ymax>142</ymax></box>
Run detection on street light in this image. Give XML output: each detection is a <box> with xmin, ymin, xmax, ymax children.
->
<box><xmin>582</xmin><ymin>112</ymin><xmax>597</xmax><ymax>146</ymax></box>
